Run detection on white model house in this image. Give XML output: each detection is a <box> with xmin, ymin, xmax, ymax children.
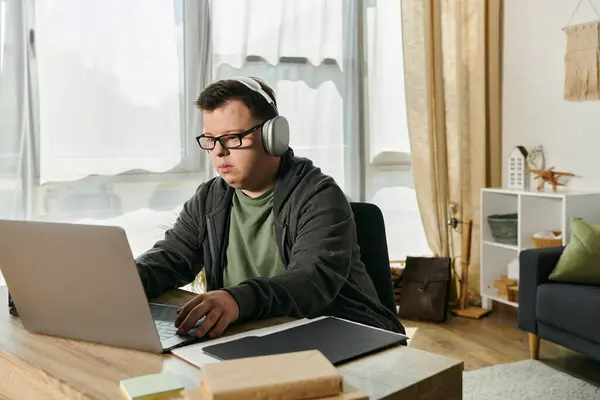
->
<box><xmin>508</xmin><ymin>146</ymin><xmax>529</xmax><ymax>190</ymax></box>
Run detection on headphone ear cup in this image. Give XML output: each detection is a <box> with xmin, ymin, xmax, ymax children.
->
<box><xmin>262</xmin><ymin>116</ymin><xmax>290</xmax><ymax>156</ymax></box>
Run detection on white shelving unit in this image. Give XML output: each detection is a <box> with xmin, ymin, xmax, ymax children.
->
<box><xmin>480</xmin><ymin>188</ymin><xmax>600</xmax><ymax>309</ymax></box>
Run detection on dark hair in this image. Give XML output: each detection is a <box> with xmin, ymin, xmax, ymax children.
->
<box><xmin>196</xmin><ymin>77</ymin><xmax>277</xmax><ymax>122</ymax></box>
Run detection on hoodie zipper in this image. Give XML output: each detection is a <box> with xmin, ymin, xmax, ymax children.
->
<box><xmin>274</xmin><ymin>219</ymin><xmax>289</xmax><ymax>267</ymax></box>
<box><xmin>281</xmin><ymin>224</ymin><xmax>288</xmax><ymax>266</ymax></box>
<box><xmin>206</xmin><ymin>216</ymin><xmax>218</xmax><ymax>289</ymax></box>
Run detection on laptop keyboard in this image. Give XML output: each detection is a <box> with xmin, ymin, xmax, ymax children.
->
<box><xmin>154</xmin><ymin>320</ymin><xmax>178</xmax><ymax>341</ymax></box>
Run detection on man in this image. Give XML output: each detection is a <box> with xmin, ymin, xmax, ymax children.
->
<box><xmin>135</xmin><ymin>77</ymin><xmax>405</xmax><ymax>339</ymax></box>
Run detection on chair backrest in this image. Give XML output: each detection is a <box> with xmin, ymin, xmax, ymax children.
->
<box><xmin>350</xmin><ymin>202</ymin><xmax>397</xmax><ymax>315</ymax></box>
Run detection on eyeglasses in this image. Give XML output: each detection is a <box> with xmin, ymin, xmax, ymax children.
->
<box><xmin>196</xmin><ymin>124</ymin><xmax>261</xmax><ymax>150</ymax></box>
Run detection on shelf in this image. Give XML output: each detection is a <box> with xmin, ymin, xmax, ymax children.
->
<box><xmin>481</xmin><ymin>187</ymin><xmax>600</xmax><ymax>198</ymax></box>
<box><xmin>520</xmin><ymin>196</ymin><xmax>563</xmax><ymax>249</ymax></box>
<box><xmin>481</xmin><ymin>191</ymin><xmax>519</xmax><ymax>244</ymax></box>
<box><xmin>482</xmin><ymin>292</ymin><xmax>518</xmax><ymax>308</ymax></box>
<box><xmin>483</xmin><ymin>240</ymin><xmax>518</xmax><ymax>251</ymax></box>
<box><xmin>481</xmin><ymin>188</ymin><xmax>600</xmax><ymax>311</ymax></box>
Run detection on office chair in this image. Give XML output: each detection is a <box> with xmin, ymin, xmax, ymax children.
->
<box><xmin>350</xmin><ymin>202</ymin><xmax>397</xmax><ymax>315</ymax></box>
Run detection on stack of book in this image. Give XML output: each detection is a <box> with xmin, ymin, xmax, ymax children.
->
<box><xmin>200</xmin><ymin>350</ymin><xmax>367</xmax><ymax>399</ymax></box>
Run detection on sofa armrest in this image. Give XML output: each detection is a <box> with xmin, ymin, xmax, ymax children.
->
<box><xmin>518</xmin><ymin>246</ymin><xmax>564</xmax><ymax>334</ymax></box>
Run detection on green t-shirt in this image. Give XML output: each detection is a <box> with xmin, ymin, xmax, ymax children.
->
<box><xmin>223</xmin><ymin>188</ymin><xmax>287</xmax><ymax>288</ymax></box>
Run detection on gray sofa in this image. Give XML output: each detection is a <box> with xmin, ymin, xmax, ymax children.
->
<box><xmin>518</xmin><ymin>246</ymin><xmax>600</xmax><ymax>361</ymax></box>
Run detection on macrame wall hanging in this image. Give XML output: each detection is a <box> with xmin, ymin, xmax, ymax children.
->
<box><xmin>563</xmin><ymin>0</ymin><xmax>600</xmax><ymax>101</ymax></box>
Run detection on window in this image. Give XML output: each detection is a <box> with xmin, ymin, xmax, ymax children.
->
<box><xmin>210</xmin><ymin>0</ymin><xmax>428</xmax><ymax>260</ymax></box>
<box><xmin>363</xmin><ymin>0</ymin><xmax>431</xmax><ymax>261</ymax></box>
<box><xmin>28</xmin><ymin>0</ymin><xmax>210</xmax><ymax>257</ymax></box>
<box><xmin>365</xmin><ymin>0</ymin><xmax>411</xmax><ymax>165</ymax></box>
<box><xmin>0</xmin><ymin>0</ymin><xmax>430</xmax><ymax>289</ymax></box>
<box><xmin>36</xmin><ymin>0</ymin><xmax>194</xmax><ymax>181</ymax></box>
<box><xmin>210</xmin><ymin>0</ymin><xmax>362</xmax><ymax>199</ymax></box>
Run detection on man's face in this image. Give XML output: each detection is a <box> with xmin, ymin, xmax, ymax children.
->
<box><xmin>202</xmin><ymin>100</ymin><xmax>268</xmax><ymax>190</ymax></box>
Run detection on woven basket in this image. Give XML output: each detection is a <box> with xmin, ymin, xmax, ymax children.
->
<box><xmin>532</xmin><ymin>230</ymin><xmax>562</xmax><ymax>248</ymax></box>
<box><xmin>488</xmin><ymin>213</ymin><xmax>518</xmax><ymax>245</ymax></box>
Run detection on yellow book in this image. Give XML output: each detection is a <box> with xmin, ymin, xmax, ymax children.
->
<box><xmin>119</xmin><ymin>372</ymin><xmax>185</xmax><ymax>400</ymax></box>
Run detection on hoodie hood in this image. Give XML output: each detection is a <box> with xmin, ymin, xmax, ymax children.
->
<box><xmin>272</xmin><ymin>147</ymin><xmax>317</xmax><ymax>214</ymax></box>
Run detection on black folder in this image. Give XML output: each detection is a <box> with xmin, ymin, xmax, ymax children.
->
<box><xmin>202</xmin><ymin>317</ymin><xmax>408</xmax><ymax>366</ymax></box>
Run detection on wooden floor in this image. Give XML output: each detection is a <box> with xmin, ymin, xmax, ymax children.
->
<box><xmin>403</xmin><ymin>302</ymin><xmax>600</xmax><ymax>386</ymax></box>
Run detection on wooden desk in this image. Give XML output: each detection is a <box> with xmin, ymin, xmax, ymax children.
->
<box><xmin>0</xmin><ymin>287</ymin><xmax>463</xmax><ymax>399</ymax></box>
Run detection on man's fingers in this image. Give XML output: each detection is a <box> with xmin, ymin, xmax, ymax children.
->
<box><xmin>194</xmin><ymin>309</ymin><xmax>222</xmax><ymax>338</ymax></box>
<box><xmin>177</xmin><ymin>300</ymin><xmax>211</xmax><ymax>334</ymax></box>
<box><xmin>207</xmin><ymin>314</ymin><xmax>231</xmax><ymax>339</ymax></box>
<box><xmin>175</xmin><ymin>294</ymin><xmax>203</xmax><ymax>327</ymax></box>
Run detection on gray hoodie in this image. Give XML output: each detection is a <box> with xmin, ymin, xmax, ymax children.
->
<box><xmin>135</xmin><ymin>149</ymin><xmax>406</xmax><ymax>334</ymax></box>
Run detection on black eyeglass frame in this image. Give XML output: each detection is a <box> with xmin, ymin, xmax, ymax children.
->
<box><xmin>196</xmin><ymin>124</ymin><xmax>262</xmax><ymax>150</ymax></box>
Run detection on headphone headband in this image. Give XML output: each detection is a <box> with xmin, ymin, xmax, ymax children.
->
<box><xmin>230</xmin><ymin>77</ymin><xmax>278</xmax><ymax>115</ymax></box>
<box><xmin>223</xmin><ymin>76</ymin><xmax>289</xmax><ymax>157</ymax></box>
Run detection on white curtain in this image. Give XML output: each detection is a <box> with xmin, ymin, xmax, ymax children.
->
<box><xmin>0</xmin><ymin>0</ymin><xmax>30</xmax><ymax>286</ymax></box>
<box><xmin>210</xmin><ymin>0</ymin><xmax>361</xmax><ymax>200</ymax></box>
<box><xmin>0</xmin><ymin>0</ymin><xmax>32</xmax><ymax>222</ymax></box>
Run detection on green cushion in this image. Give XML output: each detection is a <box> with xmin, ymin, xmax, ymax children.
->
<box><xmin>549</xmin><ymin>218</ymin><xmax>600</xmax><ymax>285</ymax></box>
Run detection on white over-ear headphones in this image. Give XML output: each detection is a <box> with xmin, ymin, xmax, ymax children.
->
<box><xmin>230</xmin><ymin>77</ymin><xmax>290</xmax><ymax>157</ymax></box>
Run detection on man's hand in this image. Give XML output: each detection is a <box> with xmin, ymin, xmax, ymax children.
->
<box><xmin>174</xmin><ymin>290</ymin><xmax>239</xmax><ymax>339</ymax></box>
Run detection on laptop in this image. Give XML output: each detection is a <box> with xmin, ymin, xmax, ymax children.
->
<box><xmin>0</xmin><ymin>219</ymin><xmax>199</xmax><ymax>354</ymax></box>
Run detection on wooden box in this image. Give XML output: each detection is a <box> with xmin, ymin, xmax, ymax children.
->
<box><xmin>494</xmin><ymin>276</ymin><xmax>517</xmax><ymax>297</ymax></box>
<box><xmin>507</xmin><ymin>285</ymin><xmax>519</xmax><ymax>303</ymax></box>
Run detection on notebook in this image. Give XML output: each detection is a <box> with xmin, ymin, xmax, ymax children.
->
<box><xmin>202</xmin><ymin>317</ymin><xmax>407</xmax><ymax>366</ymax></box>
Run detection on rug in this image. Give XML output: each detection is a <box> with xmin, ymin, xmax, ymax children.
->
<box><xmin>464</xmin><ymin>359</ymin><xmax>600</xmax><ymax>400</ymax></box>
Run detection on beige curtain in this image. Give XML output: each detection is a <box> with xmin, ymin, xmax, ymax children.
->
<box><xmin>401</xmin><ymin>0</ymin><xmax>503</xmax><ymax>303</ymax></box>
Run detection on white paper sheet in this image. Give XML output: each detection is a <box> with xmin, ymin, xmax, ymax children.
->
<box><xmin>172</xmin><ymin>316</ymin><xmax>328</xmax><ymax>367</ymax></box>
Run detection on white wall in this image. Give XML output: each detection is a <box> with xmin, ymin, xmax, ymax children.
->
<box><xmin>503</xmin><ymin>0</ymin><xmax>600</xmax><ymax>189</ymax></box>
